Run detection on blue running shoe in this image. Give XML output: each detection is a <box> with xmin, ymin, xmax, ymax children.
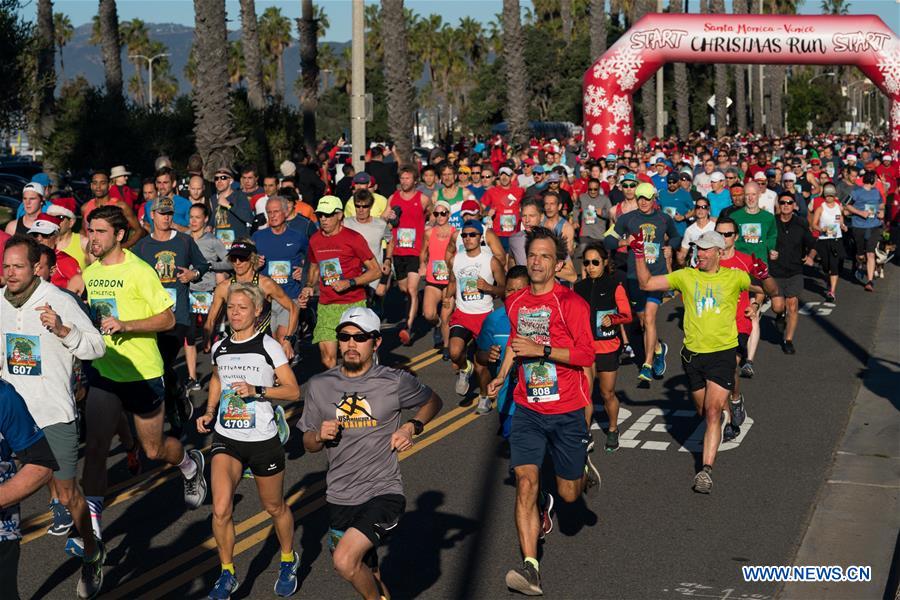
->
<box><xmin>637</xmin><ymin>364</ymin><xmax>653</xmax><ymax>382</ymax></box>
<box><xmin>48</xmin><ymin>500</ymin><xmax>74</xmax><ymax>536</ymax></box>
<box><xmin>275</xmin><ymin>405</ymin><xmax>290</xmax><ymax>446</ymax></box>
<box><xmin>274</xmin><ymin>551</ymin><xmax>300</xmax><ymax>597</ymax></box>
<box><xmin>65</xmin><ymin>536</ymin><xmax>85</xmax><ymax>559</ymax></box>
<box><xmin>652</xmin><ymin>341</ymin><xmax>668</xmax><ymax>377</ymax></box>
<box><xmin>208</xmin><ymin>570</ymin><xmax>239</xmax><ymax>600</ymax></box>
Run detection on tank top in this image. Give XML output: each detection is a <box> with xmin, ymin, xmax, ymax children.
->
<box><xmin>452</xmin><ymin>248</ymin><xmax>495</xmax><ymax>315</ymax></box>
<box><xmin>59</xmin><ymin>232</ymin><xmax>87</xmax><ymax>270</ymax></box>
<box><xmin>15</xmin><ymin>217</ymin><xmax>33</xmax><ymax>236</ymax></box>
<box><xmin>541</xmin><ymin>216</ymin><xmax>565</xmax><ymax>238</ymax></box>
<box><xmin>426</xmin><ymin>226</ymin><xmax>454</xmax><ymax>286</ymax></box>
<box><xmin>225</xmin><ymin>272</ymin><xmax>273</xmax><ymax>334</ymax></box>
<box><xmin>390</xmin><ymin>191</ymin><xmax>426</xmax><ymax>256</ymax></box>
<box><xmin>575</xmin><ymin>272</ymin><xmax>624</xmax><ymax>344</ymax></box>
<box><xmin>440</xmin><ymin>187</ymin><xmax>467</xmax><ymax>229</ymax></box>
<box><xmin>817</xmin><ymin>202</ymin><xmax>843</xmax><ymax>240</ymax></box>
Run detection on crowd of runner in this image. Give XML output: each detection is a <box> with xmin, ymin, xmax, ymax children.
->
<box><xmin>0</xmin><ymin>132</ymin><xmax>896</xmax><ymax>599</ymax></box>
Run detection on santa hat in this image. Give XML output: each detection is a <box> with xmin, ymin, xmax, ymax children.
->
<box><xmin>47</xmin><ymin>196</ymin><xmax>77</xmax><ymax>220</ymax></box>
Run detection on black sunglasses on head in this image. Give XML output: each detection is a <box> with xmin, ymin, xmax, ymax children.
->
<box><xmin>337</xmin><ymin>331</ymin><xmax>377</xmax><ymax>343</ymax></box>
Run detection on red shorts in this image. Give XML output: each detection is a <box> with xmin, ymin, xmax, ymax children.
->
<box><xmin>448</xmin><ymin>309</ymin><xmax>490</xmax><ymax>339</ymax></box>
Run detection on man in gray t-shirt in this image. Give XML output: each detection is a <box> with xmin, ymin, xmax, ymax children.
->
<box><xmin>575</xmin><ymin>179</ymin><xmax>612</xmax><ymax>259</ymax></box>
<box><xmin>299</xmin><ymin>306</ymin><xmax>442</xmax><ymax>600</ymax></box>
<box><xmin>343</xmin><ymin>190</ymin><xmax>390</xmax><ymax>292</ymax></box>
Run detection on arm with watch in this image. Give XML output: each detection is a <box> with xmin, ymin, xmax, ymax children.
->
<box><xmin>390</xmin><ymin>391</ymin><xmax>443</xmax><ymax>452</ymax></box>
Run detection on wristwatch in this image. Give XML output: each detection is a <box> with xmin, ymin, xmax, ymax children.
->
<box><xmin>543</xmin><ymin>345</ymin><xmax>552</xmax><ymax>359</ymax></box>
<box><xmin>255</xmin><ymin>385</ymin><xmax>267</xmax><ymax>398</ymax></box>
<box><xmin>406</xmin><ymin>419</ymin><xmax>424</xmax><ymax>436</ymax></box>
<box><xmin>348</xmin><ymin>278</ymin><xmax>357</xmax><ymax>288</ymax></box>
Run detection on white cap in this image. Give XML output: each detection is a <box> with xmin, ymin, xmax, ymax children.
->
<box><xmin>695</xmin><ymin>230</ymin><xmax>726</xmax><ymax>249</ymax></box>
<box><xmin>710</xmin><ymin>171</ymin><xmax>725</xmax><ymax>182</ymax></box>
<box><xmin>435</xmin><ymin>200</ymin><xmax>451</xmax><ymax>211</ymax></box>
<box><xmin>27</xmin><ymin>217</ymin><xmax>60</xmax><ymax>236</ymax></box>
<box><xmin>279</xmin><ymin>160</ymin><xmax>297</xmax><ymax>177</ymax></box>
<box><xmin>23</xmin><ymin>182</ymin><xmax>45</xmax><ymax>197</ymax></box>
<box><xmin>782</xmin><ymin>172</ymin><xmax>797</xmax><ymax>182</ymax></box>
<box><xmin>846</xmin><ymin>154</ymin><xmax>857</xmax><ymax>162</ymax></box>
<box><xmin>498</xmin><ymin>166</ymin><xmax>514</xmax><ymax>176</ymax></box>
<box><xmin>336</xmin><ymin>307</ymin><xmax>381</xmax><ymax>335</ymax></box>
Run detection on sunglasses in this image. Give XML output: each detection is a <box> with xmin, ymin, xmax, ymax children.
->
<box><xmin>214</xmin><ymin>175</ymin><xmax>231</xmax><ymax>181</ymax></box>
<box><xmin>717</xmin><ymin>231</ymin><xmax>736</xmax><ymax>237</ymax></box>
<box><xmin>433</xmin><ymin>210</ymin><xmax>449</xmax><ymax>217</ymax></box>
<box><xmin>337</xmin><ymin>331</ymin><xmax>375</xmax><ymax>343</ymax></box>
<box><xmin>588</xmin><ymin>187</ymin><xmax>600</xmax><ymax>192</ymax></box>
<box><xmin>622</xmin><ymin>182</ymin><xmax>637</xmax><ymax>189</ymax></box>
<box><xmin>582</xmin><ymin>259</ymin><xmax>603</xmax><ymax>266</ymax></box>
<box><xmin>227</xmin><ymin>255</ymin><xmax>249</xmax><ymax>263</ymax></box>
<box><xmin>315</xmin><ymin>211</ymin><xmax>339</xmax><ymax>219</ymax></box>
<box><xmin>695</xmin><ymin>204</ymin><xmax>710</xmax><ymax>210</ymax></box>
<box><xmin>460</xmin><ymin>232</ymin><xmax>481</xmax><ymax>238</ymax></box>
<box><xmin>355</xmin><ymin>203</ymin><xmax>372</xmax><ymax>209</ymax></box>
<box><xmin>471</xmin><ymin>171</ymin><xmax>482</xmax><ymax>175</ymax></box>
<box><xmin>725</xmin><ymin>175</ymin><xmax>737</xmax><ymax>179</ymax></box>
<box><xmin>482</xmin><ymin>174</ymin><xmax>494</xmax><ymax>179</ymax></box>
<box><xmin>778</xmin><ymin>200</ymin><xmax>794</xmax><ymax>205</ymax></box>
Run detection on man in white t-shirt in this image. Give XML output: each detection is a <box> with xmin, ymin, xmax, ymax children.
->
<box><xmin>753</xmin><ymin>171</ymin><xmax>777</xmax><ymax>214</ymax></box>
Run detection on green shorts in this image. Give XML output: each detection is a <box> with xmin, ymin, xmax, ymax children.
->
<box><xmin>312</xmin><ymin>300</ymin><xmax>367</xmax><ymax>344</ymax></box>
<box><xmin>43</xmin><ymin>420</ymin><xmax>79</xmax><ymax>481</ymax></box>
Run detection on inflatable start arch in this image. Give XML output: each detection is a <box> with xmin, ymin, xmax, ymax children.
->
<box><xmin>583</xmin><ymin>14</ymin><xmax>900</xmax><ymax>159</ymax></box>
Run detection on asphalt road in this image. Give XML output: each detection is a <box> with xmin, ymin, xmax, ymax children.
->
<box><xmin>16</xmin><ymin>266</ymin><xmax>893</xmax><ymax>600</ymax></box>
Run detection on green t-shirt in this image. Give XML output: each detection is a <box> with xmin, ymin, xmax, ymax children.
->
<box><xmin>84</xmin><ymin>250</ymin><xmax>174</xmax><ymax>382</ymax></box>
<box><xmin>731</xmin><ymin>208</ymin><xmax>777</xmax><ymax>264</ymax></box>
<box><xmin>666</xmin><ymin>266</ymin><xmax>750</xmax><ymax>353</ymax></box>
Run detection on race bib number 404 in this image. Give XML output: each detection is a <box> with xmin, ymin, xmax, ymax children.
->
<box><xmin>523</xmin><ymin>359</ymin><xmax>559</xmax><ymax>403</ymax></box>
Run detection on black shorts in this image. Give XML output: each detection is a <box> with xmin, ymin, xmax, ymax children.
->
<box><xmin>393</xmin><ymin>256</ymin><xmax>420</xmax><ymax>281</ymax></box>
<box><xmin>774</xmin><ymin>274</ymin><xmax>803</xmax><ymax>299</ymax></box>
<box><xmin>210</xmin><ymin>431</ymin><xmax>285</xmax><ymax>476</ymax></box>
<box><xmin>736</xmin><ymin>333</ymin><xmax>749</xmax><ymax>360</ymax></box>
<box><xmin>594</xmin><ymin>348</ymin><xmax>621</xmax><ymax>372</ymax></box>
<box><xmin>509</xmin><ymin>403</ymin><xmax>588</xmax><ymax>481</ymax></box>
<box><xmin>681</xmin><ymin>346</ymin><xmax>736</xmax><ymax>392</ymax></box>
<box><xmin>186</xmin><ymin>313</ymin><xmax>209</xmax><ymax>346</ymax></box>
<box><xmin>329</xmin><ymin>493</ymin><xmax>405</xmax><ymax>548</ymax></box>
<box><xmin>0</xmin><ymin>539</ymin><xmax>20</xmax><ymax>600</ymax></box>
<box><xmin>816</xmin><ymin>238</ymin><xmax>845</xmax><ymax>276</ymax></box>
<box><xmin>86</xmin><ymin>365</ymin><xmax>165</xmax><ymax>416</ymax></box>
<box><xmin>853</xmin><ymin>226</ymin><xmax>882</xmax><ymax>254</ymax></box>
<box><xmin>425</xmin><ymin>281</ymin><xmax>448</xmax><ymax>291</ymax></box>
<box><xmin>626</xmin><ymin>278</ymin><xmax>663</xmax><ymax>311</ymax></box>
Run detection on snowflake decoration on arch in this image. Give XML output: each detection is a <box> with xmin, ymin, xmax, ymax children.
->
<box><xmin>584</xmin><ymin>85</ymin><xmax>606</xmax><ymax>118</ymax></box>
<box><xmin>586</xmin><ymin>140</ymin><xmax>596</xmax><ymax>154</ymax></box>
<box><xmin>607</xmin><ymin>95</ymin><xmax>632</xmax><ymax>124</ymax></box>
<box><xmin>591</xmin><ymin>123</ymin><xmax>603</xmax><ymax>135</ymax></box>
<box><xmin>592</xmin><ymin>47</ymin><xmax>644</xmax><ymax>91</ymax></box>
<box><xmin>876</xmin><ymin>42</ymin><xmax>900</xmax><ymax>95</ymax></box>
<box><xmin>622</xmin><ymin>124</ymin><xmax>632</xmax><ymax>136</ymax></box>
<box><xmin>607</xmin><ymin>140</ymin><xmax>618</xmax><ymax>150</ymax></box>
<box><xmin>891</xmin><ymin>102</ymin><xmax>900</xmax><ymax>126</ymax></box>
<box><xmin>606</xmin><ymin>122</ymin><xmax>619</xmax><ymax>135</ymax></box>
<box><xmin>893</xmin><ymin>129</ymin><xmax>900</xmax><ymax>142</ymax></box>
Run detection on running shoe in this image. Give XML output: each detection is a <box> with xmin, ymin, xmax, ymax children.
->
<box><xmin>759</xmin><ymin>298</ymin><xmax>772</xmax><ymax>314</ymax></box>
<box><xmin>274</xmin><ymin>551</ymin><xmax>300</xmax><ymax>597</ymax></box>
<box><xmin>723</xmin><ymin>423</ymin><xmax>740</xmax><ymax>443</ymax></box>
<box><xmin>584</xmin><ymin>455</ymin><xmax>601</xmax><ymax>494</ymax></box>
<box><xmin>441</xmin><ymin>347</ymin><xmax>450</xmax><ymax>361</ymax></box>
<box><xmin>505</xmin><ymin>562</ymin><xmax>543</xmax><ymax>596</ymax></box>
<box><xmin>455</xmin><ymin>360</ymin><xmax>473</xmax><ymax>396</ymax></box>
<box><xmin>432</xmin><ymin>326</ymin><xmax>443</xmax><ymax>348</ymax></box>
<box><xmin>586</xmin><ymin>431</ymin><xmax>595</xmax><ymax>453</ymax></box>
<box><xmin>637</xmin><ymin>364</ymin><xmax>653</xmax><ymax>383</ymax></box>
<box><xmin>730</xmin><ymin>394</ymin><xmax>746</xmax><ymax>427</ymax></box>
<box><xmin>854</xmin><ymin>268</ymin><xmax>868</xmax><ymax>285</ymax></box>
<box><xmin>398</xmin><ymin>327</ymin><xmax>412</xmax><ymax>346</ymax></box>
<box><xmin>475</xmin><ymin>396</ymin><xmax>492</xmax><ymax>414</ymax></box>
<box><xmin>824</xmin><ymin>290</ymin><xmax>835</xmax><ymax>304</ymax></box>
<box><xmin>183</xmin><ymin>449</ymin><xmax>208</xmax><ymax>509</ymax></box>
<box><xmin>781</xmin><ymin>340</ymin><xmax>796</xmax><ymax>355</ymax></box>
<box><xmin>126</xmin><ymin>445</ymin><xmax>143</xmax><ymax>476</ymax></box>
<box><xmin>76</xmin><ymin>540</ymin><xmax>106</xmax><ymax>599</ymax></box>
<box><xmin>692</xmin><ymin>468</ymin><xmax>713</xmax><ymax>494</ymax></box>
<box><xmin>864</xmin><ymin>280</ymin><xmax>874</xmax><ymax>292</ymax></box>
<box><xmin>621</xmin><ymin>344</ymin><xmax>635</xmax><ymax>361</ymax></box>
<box><xmin>539</xmin><ymin>492</ymin><xmax>555</xmax><ymax>540</ymax></box>
<box><xmin>652</xmin><ymin>341</ymin><xmax>668</xmax><ymax>377</ymax></box>
<box><xmin>605</xmin><ymin>429</ymin><xmax>620</xmax><ymax>452</ymax></box>
<box><xmin>65</xmin><ymin>535</ymin><xmax>86</xmax><ymax>559</ymax></box>
<box><xmin>47</xmin><ymin>500</ymin><xmax>74</xmax><ymax>536</ymax></box>
<box><xmin>186</xmin><ymin>377</ymin><xmax>202</xmax><ymax>392</ymax></box>
<box><xmin>275</xmin><ymin>405</ymin><xmax>290</xmax><ymax>446</ymax></box>
<box><xmin>774</xmin><ymin>313</ymin><xmax>786</xmax><ymax>334</ymax></box>
<box><xmin>740</xmin><ymin>360</ymin><xmax>755</xmax><ymax>378</ymax></box>
<box><xmin>208</xmin><ymin>570</ymin><xmax>239</xmax><ymax>600</ymax></box>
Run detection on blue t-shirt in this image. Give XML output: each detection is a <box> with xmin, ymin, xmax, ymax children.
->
<box><xmin>468</xmin><ymin>184</ymin><xmax>486</xmax><ymax>202</ymax></box>
<box><xmin>252</xmin><ymin>226</ymin><xmax>309</xmax><ymax>299</ymax></box>
<box><xmin>707</xmin><ymin>189</ymin><xmax>733</xmax><ymax>218</ymax></box>
<box><xmin>848</xmin><ymin>186</ymin><xmax>882</xmax><ymax>229</ymax></box>
<box><xmin>15</xmin><ymin>199</ymin><xmax>52</xmax><ymax>219</ymax></box>
<box><xmin>0</xmin><ymin>380</ymin><xmax>47</xmax><ymax>541</ymax></box>
<box><xmin>476</xmin><ymin>307</ymin><xmax>515</xmax><ymax>418</ymax></box>
<box><xmin>144</xmin><ymin>195</ymin><xmax>192</xmax><ymax>230</ymax></box>
<box><xmin>657</xmin><ymin>188</ymin><xmax>694</xmax><ymax>235</ymax></box>
<box><xmin>651</xmin><ymin>173</ymin><xmax>668</xmax><ymax>191</ymax></box>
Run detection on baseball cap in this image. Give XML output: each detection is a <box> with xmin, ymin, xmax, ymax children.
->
<box><xmin>498</xmin><ymin>167</ymin><xmax>514</xmax><ymax>177</ymax></box>
<box><xmin>315</xmin><ymin>195</ymin><xmax>343</xmax><ymax>214</ymax></box>
<box><xmin>846</xmin><ymin>154</ymin><xmax>858</xmax><ymax>162</ymax></box>
<box><xmin>458</xmin><ymin>166</ymin><xmax>471</xmax><ymax>174</ymax></box>
<box><xmin>461</xmin><ymin>219</ymin><xmax>484</xmax><ymax>235</ymax></box>
<box><xmin>533</xmin><ymin>165</ymin><xmax>545</xmax><ymax>174</ymax></box>
<box><xmin>214</xmin><ymin>165</ymin><xmax>235</xmax><ymax>177</ymax></box>
<box><xmin>752</xmin><ymin>171</ymin><xmax>767</xmax><ymax>181</ymax></box>
<box><xmin>695</xmin><ymin>231</ymin><xmax>726</xmax><ymax>249</ymax></box>
<box><xmin>666</xmin><ymin>172</ymin><xmax>680</xmax><ymax>183</ymax></box>
<box><xmin>546</xmin><ymin>172</ymin><xmax>561</xmax><ymax>183</ymax></box>
<box><xmin>23</xmin><ymin>182</ymin><xmax>45</xmax><ymax>197</ymax></box>
<box><xmin>460</xmin><ymin>200</ymin><xmax>481</xmax><ymax>215</ymax></box>
<box><xmin>822</xmin><ymin>183</ymin><xmax>838</xmax><ymax>197</ymax></box>
<box><xmin>765</xmin><ymin>168</ymin><xmax>776</xmax><ymax>177</ymax></box>
<box><xmin>635</xmin><ymin>182</ymin><xmax>656</xmax><ymax>200</ymax></box>
<box><xmin>710</xmin><ymin>171</ymin><xmax>726</xmax><ymax>183</ymax></box>
<box><xmin>47</xmin><ymin>196</ymin><xmax>77</xmax><ymax>219</ymax></box>
<box><xmin>352</xmin><ymin>172</ymin><xmax>372</xmax><ymax>185</ymax></box>
<box><xmin>435</xmin><ymin>200</ymin><xmax>451</xmax><ymax>212</ymax></box>
<box><xmin>31</xmin><ymin>173</ymin><xmax>51</xmax><ymax>188</ymax></box>
<box><xmin>605</xmin><ymin>153</ymin><xmax>617</xmax><ymax>162</ymax></box>
<box><xmin>336</xmin><ymin>306</ymin><xmax>382</xmax><ymax>336</ymax></box>
<box><xmin>279</xmin><ymin>160</ymin><xmax>297</xmax><ymax>177</ymax></box>
<box><xmin>227</xmin><ymin>241</ymin><xmax>256</xmax><ymax>259</ymax></box>
<box><xmin>28</xmin><ymin>215</ymin><xmax>61</xmax><ymax>236</ymax></box>
<box><xmin>153</xmin><ymin>196</ymin><xmax>175</xmax><ymax>214</ymax></box>
<box><xmin>678</xmin><ymin>171</ymin><xmax>693</xmax><ymax>182</ymax></box>
<box><xmin>782</xmin><ymin>172</ymin><xmax>797</xmax><ymax>182</ymax></box>
<box><xmin>621</xmin><ymin>173</ymin><xmax>637</xmax><ymax>183</ymax></box>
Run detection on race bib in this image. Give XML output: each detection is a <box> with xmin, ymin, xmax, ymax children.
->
<box><xmin>6</xmin><ymin>334</ymin><xmax>41</xmax><ymax>376</ymax></box>
<box><xmin>319</xmin><ymin>258</ymin><xmax>343</xmax><ymax>287</ymax></box>
<box><xmin>523</xmin><ymin>360</ymin><xmax>559</xmax><ymax>403</ymax></box>
<box><xmin>644</xmin><ymin>242</ymin><xmax>660</xmax><ymax>265</ymax></box>
<box><xmin>190</xmin><ymin>291</ymin><xmax>212</xmax><ymax>314</ymax></box>
<box><xmin>741</xmin><ymin>223</ymin><xmax>762</xmax><ymax>244</ymax></box>
<box><xmin>663</xmin><ymin>206</ymin><xmax>678</xmax><ymax>218</ymax></box>
<box><xmin>90</xmin><ymin>298</ymin><xmax>120</xmax><ymax>323</ymax></box>
<box><xmin>269</xmin><ymin>261</ymin><xmax>291</xmax><ymax>285</ymax></box>
<box><xmin>460</xmin><ymin>277</ymin><xmax>483</xmax><ymax>302</ymax></box>
<box><xmin>595</xmin><ymin>309</ymin><xmax>617</xmax><ymax>338</ymax></box>
<box><xmin>499</xmin><ymin>214</ymin><xmax>516</xmax><ymax>233</ymax></box>
<box><xmin>864</xmin><ymin>204</ymin><xmax>878</xmax><ymax>216</ymax></box>
<box><xmin>824</xmin><ymin>224</ymin><xmax>840</xmax><ymax>238</ymax></box>
<box><xmin>216</xmin><ymin>229</ymin><xmax>235</xmax><ymax>250</ymax></box>
<box><xmin>431</xmin><ymin>259</ymin><xmax>449</xmax><ymax>282</ymax></box>
<box><xmin>583</xmin><ymin>205</ymin><xmax>597</xmax><ymax>225</ymax></box>
<box><xmin>397</xmin><ymin>228</ymin><xmax>416</xmax><ymax>249</ymax></box>
<box><xmin>218</xmin><ymin>389</ymin><xmax>256</xmax><ymax>430</ymax></box>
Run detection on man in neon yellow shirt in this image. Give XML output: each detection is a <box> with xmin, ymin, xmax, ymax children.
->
<box><xmin>79</xmin><ymin>205</ymin><xmax>207</xmax><ymax>555</ymax></box>
<box><xmin>634</xmin><ymin>229</ymin><xmax>777</xmax><ymax>494</ymax></box>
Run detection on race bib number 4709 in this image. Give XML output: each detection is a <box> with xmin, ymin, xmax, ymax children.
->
<box><xmin>218</xmin><ymin>389</ymin><xmax>256</xmax><ymax>430</ymax></box>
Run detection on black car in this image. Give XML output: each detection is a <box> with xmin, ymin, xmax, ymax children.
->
<box><xmin>0</xmin><ymin>160</ymin><xmax>42</xmax><ymax>180</ymax></box>
<box><xmin>0</xmin><ymin>173</ymin><xmax>27</xmax><ymax>200</ymax></box>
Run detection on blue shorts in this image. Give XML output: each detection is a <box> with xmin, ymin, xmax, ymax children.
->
<box><xmin>498</xmin><ymin>236</ymin><xmax>511</xmax><ymax>252</ymax></box>
<box><xmin>509</xmin><ymin>403</ymin><xmax>588</xmax><ymax>481</ymax></box>
<box><xmin>626</xmin><ymin>278</ymin><xmax>663</xmax><ymax>312</ymax></box>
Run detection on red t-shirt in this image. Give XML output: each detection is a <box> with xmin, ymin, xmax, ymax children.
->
<box><xmin>719</xmin><ymin>251</ymin><xmax>754</xmax><ymax>336</ymax></box>
<box><xmin>108</xmin><ymin>185</ymin><xmax>136</xmax><ymax>210</ymax></box>
<box><xmin>483</xmin><ymin>186</ymin><xmax>524</xmax><ymax>237</ymax></box>
<box><xmin>307</xmin><ymin>226</ymin><xmax>374</xmax><ymax>305</ymax></box>
<box><xmin>51</xmin><ymin>249</ymin><xmax>81</xmax><ymax>290</ymax></box>
<box><xmin>506</xmin><ymin>282</ymin><xmax>594</xmax><ymax>414</ymax></box>
<box><xmin>571</xmin><ymin>178</ymin><xmax>589</xmax><ymax>198</ymax></box>
<box><xmin>389</xmin><ymin>190</ymin><xmax>426</xmax><ymax>256</ymax></box>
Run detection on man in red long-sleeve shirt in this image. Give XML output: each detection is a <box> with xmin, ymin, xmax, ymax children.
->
<box><xmin>488</xmin><ymin>226</ymin><xmax>598</xmax><ymax>596</ymax></box>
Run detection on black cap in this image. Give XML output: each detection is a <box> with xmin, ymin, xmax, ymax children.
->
<box><xmin>666</xmin><ymin>172</ymin><xmax>680</xmax><ymax>183</ymax></box>
<box><xmin>227</xmin><ymin>241</ymin><xmax>256</xmax><ymax>259</ymax></box>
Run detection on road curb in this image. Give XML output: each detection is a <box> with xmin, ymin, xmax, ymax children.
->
<box><xmin>781</xmin><ymin>264</ymin><xmax>900</xmax><ymax>600</ymax></box>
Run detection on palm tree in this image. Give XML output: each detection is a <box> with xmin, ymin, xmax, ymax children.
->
<box><xmin>751</xmin><ymin>0</ymin><xmax>763</xmax><ymax>132</ymax></box>
<box><xmin>502</xmin><ymin>0</ymin><xmax>528</xmax><ymax>147</ymax></box>
<box><xmin>711</xmin><ymin>0</ymin><xmax>728</xmax><ymax>136</ymax></box>
<box><xmin>633</xmin><ymin>0</ymin><xmax>655</xmax><ymax>137</ymax></box>
<box><xmin>297</xmin><ymin>0</ymin><xmax>319</xmax><ymax>154</ymax></box>
<box><xmin>589</xmin><ymin>0</ymin><xmax>606</xmax><ymax>61</ymax></box>
<box><xmin>560</xmin><ymin>0</ymin><xmax>573</xmax><ymax>42</ymax></box>
<box><xmin>258</xmin><ymin>6</ymin><xmax>292</xmax><ymax>101</ymax></box>
<box><xmin>192</xmin><ymin>0</ymin><xmax>241</xmax><ymax>178</ymax></box>
<box><xmin>732</xmin><ymin>0</ymin><xmax>748</xmax><ymax>133</ymax></box>
<box><xmin>35</xmin><ymin>0</ymin><xmax>55</xmax><ymax>145</ymax></box>
<box><xmin>53</xmin><ymin>12</ymin><xmax>73</xmax><ymax>80</ymax></box>
<box><xmin>670</xmin><ymin>0</ymin><xmax>690</xmax><ymax>139</ymax></box>
<box><xmin>382</xmin><ymin>0</ymin><xmax>415</xmax><ymax>165</ymax></box>
<box><xmin>239</xmin><ymin>0</ymin><xmax>265</xmax><ymax>109</ymax></box>
<box><xmin>313</xmin><ymin>4</ymin><xmax>329</xmax><ymax>39</ymax></box>
<box><xmin>120</xmin><ymin>19</ymin><xmax>150</xmax><ymax>105</ymax></box>
<box><xmin>820</xmin><ymin>0</ymin><xmax>849</xmax><ymax>14</ymax></box>
<box><xmin>98</xmin><ymin>0</ymin><xmax>123</xmax><ymax>98</ymax></box>
<box><xmin>767</xmin><ymin>0</ymin><xmax>798</xmax><ymax>136</ymax></box>
<box><xmin>228</xmin><ymin>40</ymin><xmax>245</xmax><ymax>87</ymax></box>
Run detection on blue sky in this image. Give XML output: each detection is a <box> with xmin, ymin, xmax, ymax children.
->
<box><xmin>19</xmin><ymin>0</ymin><xmax>900</xmax><ymax>40</ymax></box>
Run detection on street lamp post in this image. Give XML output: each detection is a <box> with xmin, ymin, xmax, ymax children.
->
<box><xmin>129</xmin><ymin>53</ymin><xmax>170</xmax><ymax>108</ymax></box>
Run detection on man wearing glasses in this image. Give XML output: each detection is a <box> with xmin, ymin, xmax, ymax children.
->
<box><xmin>483</xmin><ymin>167</ymin><xmax>525</xmax><ymax>251</ymax></box>
<box><xmin>344</xmin><ymin>189</ymin><xmax>391</xmax><ymax>304</ymax></box>
<box><xmin>657</xmin><ymin>172</ymin><xmax>694</xmax><ymax>237</ymax></box>
<box><xmin>27</xmin><ymin>216</ymin><xmax>84</xmax><ymax>295</ymax></box>
<box><xmin>467</xmin><ymin>165</ymin><xmax>487</xmax><ymax>202</ymax></box>
<box><xmin>575</xmin><ymin>178</ymin><xmax>611</xmax><ymax>261</ymax></box>
<box><xmin>300</xmin><ymin>196</ymin><xmax>381</xmax><ymax>369</ymax></box>
<box><xmin>706</xmin><ymin>171</ymin><xmax>732</xmax><ymax>218</ymax></box>
<box><xmin>679</xmin><ymin>199</ymin><xmax>715</xmax><ymax>267</ymax></box>
<box><xmin>211</xmin><ymin>166</ymin><xmax>254</xmax><ymax>251</ymax></box>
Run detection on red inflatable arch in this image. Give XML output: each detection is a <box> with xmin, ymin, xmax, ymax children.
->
<box><xmin>583</xmin><ymin>14</ymin><xmax>900</xmax><ymax>159</ymax></box>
